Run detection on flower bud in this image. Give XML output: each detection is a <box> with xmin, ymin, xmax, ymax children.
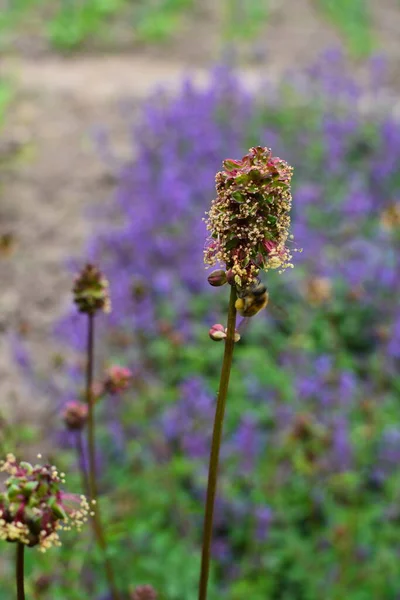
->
<box><xmin>209</xmin><ymin>324</ymin><xmax>227</xmax><ymax>341</ymax></box>
<box><xmin>103</xmin><ymin>365</ymin><xmax>133</xmax><ymax>395</ymax></box>
<box><xmin>63</xmin><ymin>401</ymin><xmax>88</xmax><ymax>431</ymax></box>
<box><xmin>207</xmin><ymin>269</ymin><xmax>227</xmax><ymax>287</ymax></box>
<box><xmin>225</xmin><ymin>269</ymin><xmax>236</xmax><ymax>286</ymax></box>
<box><xmin>73</xmin><ymin>263</ymin><xmax>111</xmax><ymax>315</ymax></box>
<box><xmin>231</xmin><ymin>328</ymin><xmax>241</xmax><ymax>343</ymax></box>
<box><xmin>131</xmin><ymin>585</ymin><xmax>158</xmax><ymax>600</ymax></box>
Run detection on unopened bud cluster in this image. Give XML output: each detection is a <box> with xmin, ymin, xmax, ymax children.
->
<box><xmin>204</xmin><ymin>146</ymin><xmax>294</xmax><ymax>286</ymax></box>
<box><xmin>0</xmin><ymin>454</ymin><xmax>90</xmax><ymax>552</ymax></box>
<box><xmin>209</xmin><ymin>323</ymin><xmax>240</xmax><ymax>343</ymax></box>
<box><xmin>73</xmin><ymin>264</ymin><xmax>111</xmax><ymax>315</ymax></box>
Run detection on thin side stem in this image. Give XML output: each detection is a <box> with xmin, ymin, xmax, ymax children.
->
<box><xmin>16</xmin><ymin>543</ymin><xmax>25</xmax><ymax>600</ymax></box>
<box><xmin>198</xmin><ymin>286</ymin><xmax>237</xmax><ymax>600</ymax></box>
<box><xmin>85</xmin><ymin>313</ymin><xmax>121</xmax><ymax>600</ymax></box>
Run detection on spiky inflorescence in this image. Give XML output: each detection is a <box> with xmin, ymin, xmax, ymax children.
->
<box><xmin>0</xmin><ymin>454</ymin><xmax>90</xmax><ymax>552</ymax></box>
<box><xmin>73</xmin><ymin>263</ymin><xmax>111</xmax><ymax>315</ymax></box>
<box><xmin>204</xmin><ymin>146</ymin><xmax>294</xmax><ymax>287</ymax></box>
<box><xmin>131</xmin><ymin>584</ymin><xmax>158</xmax><ymax>600</ymax></box>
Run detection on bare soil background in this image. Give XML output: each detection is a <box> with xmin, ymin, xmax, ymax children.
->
<box><xmin>0</xmin><ymin>0</ymin><xmax>400</xmax><ymax>447</ymax></box>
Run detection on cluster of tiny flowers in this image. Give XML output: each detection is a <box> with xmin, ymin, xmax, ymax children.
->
<box><xmin>204</xmin><ymin>146</ymin><xmax>294</xmax><ymax>286</ymax></box>
<box><xmin>73</xmin><ymin>263</ymin><xmax>111</xmax><ymax>315</ymax></box>
<box><xmin>0</xmin><ymin>454</ymin><xmax>90</xmax><ymax>552</ymax></box>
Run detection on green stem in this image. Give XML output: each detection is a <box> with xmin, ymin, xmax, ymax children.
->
<box><xmin>198</xmin><ymin>286</ymin><xmax>237</xmax><ymax>600</ymax></box>
<box><xmin>16</xmin><ymin>543</ymin><xmax>25</xmax><ymax>600</ymax></box>
<box><xmin>86</xmin><ymin>313</ymin><xmax>121</xmax><ymax>600</ymax></box>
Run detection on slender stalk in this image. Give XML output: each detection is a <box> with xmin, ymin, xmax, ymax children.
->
<box><xmin>16</xmin><ymin>543</ymin><xmax>25</xmax><ymax>600</ymax></box>
<box><xmin>85</xmin><ymin>313</ymin><xmax>121</xmax><ymax>600</ymax></box>
<box><xmin>75</xmin><ymin>430</ymin><xmax>90</xmax><ymax>498</ymax></box>
<box><xmin>86</xmin><ymin>313</ymin><xmax>97</xmax><ymax>500</ymax></box>
<box><xmin>198</xmin><ymin>286</ymin><xmax>237</xmax><ymax>600</ymax></box>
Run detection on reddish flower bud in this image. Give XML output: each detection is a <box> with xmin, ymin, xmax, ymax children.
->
<box><xmin>73</xmin><ymin>263</ymin><xmax>111</xmax><ymax>315</ymax></box>
<box><xmin>131</xmin><ymin>585</ymin><xmax>157</xmax><ymax>600</ymax></box>
<box><xmin>225</xmin><ymin>269</ymin><xmax>236</xmax><ymax>286</ymax></box>
<box><xmin>209</xmin><ymin>324</ymin><xmax>227</xmax><ymax>341</ymax></box>
<box><xmin>103</xmin><ymin>365</ymin><xmax>133</xmax><ymax>395</ymax></box>
<box><xmin>63</xmin><ymin>401</ymin><xmax>88</xmax><ymax>431</ymax></box>
<box><xmin>207</xmin><ymin>269</ymin><xmax>227</xmax><ymax>287</ymax></box>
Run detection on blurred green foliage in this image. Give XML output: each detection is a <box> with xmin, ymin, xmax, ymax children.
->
<box><xmin>223</xmin><ymin>0</ymin><xmax>269</xmax><ymax>41</ymax></box>
<box><xmin>46</xmin><ymin>0</ymin><xmax>126</xmax><ymax>50</ymax></box>
<box><xmin>0</xmin><ymin>0</ymin><xmax>379</xmax><ymax>56</ymax></box>
<box><xmin>0</xmin><ymin>79</ymin><xmax>12</xmax><ymax>128</ymax></box>
<box><xmin>316</xmin><ymin>0</ymin><xmax>374</xmax><ymax>57</ymax></box>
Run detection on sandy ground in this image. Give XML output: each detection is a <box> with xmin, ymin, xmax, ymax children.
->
<box><xmin>0</xmin><ymin>0</ymin><xmax>400</xmax><ymax>442</ymax></box>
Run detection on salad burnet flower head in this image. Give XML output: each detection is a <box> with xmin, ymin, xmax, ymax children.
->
<box><xmin>204</xmin><ymin>146</ymin><xmax>295</xmax><ymax>287</ymax></box>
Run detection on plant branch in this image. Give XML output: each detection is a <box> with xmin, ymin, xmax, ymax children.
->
<box><xmin>16</xmin><ymin>543</ymin><xmax>25</xmax><ymax>600</ymax></box>
<box><xmin>85</xmin><ymin>313</ymin><xmax>120</xmax><ymax>600</ymax></box>
<box><xmin>198</xmin><ymin>285</ymin><xmax>237</xmax><ymax>600</ymax></box>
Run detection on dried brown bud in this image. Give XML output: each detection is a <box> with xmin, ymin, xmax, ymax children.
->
<box><xmin>304</xmin><ymin>277</ymin><xmax>332</xmax><ymax>306</ymax></box>
<box><xmin>381</xmin><ymin>203</ymin><xmax>400</xmax><ymax>230</ymax></box>
<box><xmin>63</xmin><ymin>401</ymin><xmax>88</xmax><ymax>431</ymax></box>
<box><xmin>131</xmin><ymin>585</ymin><xmax>158</xmax><ymax>600</ymax></box>
<box><xmin>207</xmin><ymin>269</ymin><xmax>227</xmax><ymax>287</ymax></box>
<box><xmin>73</xmin><ymin>264</ymin><xmax>111</xmax><ymax>315</ymax></box>
<box><xmin>209</xmin><ymin>323</ymin><xmax>227</xmax><ymax>341</ymax></box>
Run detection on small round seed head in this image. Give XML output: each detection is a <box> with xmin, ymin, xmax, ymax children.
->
<box><xmin>73</xmin><ymin>264</ymin><xmax>111</xmax><ymax>315</ymax></box>
<box><xmin>131</xmin><ymin>584</ymin><xmax>158</xmax><ymax>600</ymax></box>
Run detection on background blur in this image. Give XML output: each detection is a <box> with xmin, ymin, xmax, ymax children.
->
<box><xmin>1</xmin><ymin>1</ymin><xmax>400</xmax><ymax>599</ymax></box>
